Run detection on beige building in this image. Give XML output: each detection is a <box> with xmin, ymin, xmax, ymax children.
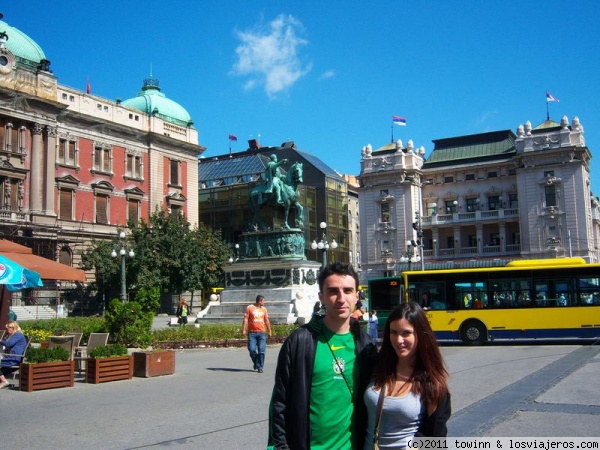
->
<box><xmin>358</xmin><ymin>117</ymin><xmax>600</xmax><ymax>281</ymax></box>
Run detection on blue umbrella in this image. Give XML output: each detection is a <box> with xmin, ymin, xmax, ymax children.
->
<box><xmin>0</xmin><ymin>254</ymin><xmax>43</xmax><ymax>291</ymax></box>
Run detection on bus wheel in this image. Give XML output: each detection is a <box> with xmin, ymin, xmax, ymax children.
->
<box><xmin>460</xmin><ymin>320</ymin><xmax>487</xmax><ymax>345</ymax></box>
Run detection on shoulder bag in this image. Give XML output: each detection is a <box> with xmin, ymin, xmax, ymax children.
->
<box><xmin>372</xmin><ymin>383</ymin><xmax>386</xmax><ymax>450</ymax></box>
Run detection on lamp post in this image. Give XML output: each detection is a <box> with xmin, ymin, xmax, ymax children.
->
<box><xmin>399</xmin><ymin>240</ymin><xmax>421</xmax><ymax>271</ymax></box>
<box><xmin>228</xmin><ymin>243</ymin><xmax>240</xmax><ymax>264</ymax></box>
<box><xmin>111</xmin><ymin>231</ymin><xmax>134</xmax><ymax>303</ymax></box>
<box><xmin>311</xmin><ymin>222</ymin><xmax>338</xmax><ymax>267</ymax></box>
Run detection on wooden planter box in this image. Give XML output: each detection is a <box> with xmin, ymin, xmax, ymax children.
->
<box><xmin>19</xmin><ymin>360</ymin><xmax>75</xmax><ymax>392</ymax></box>
<box><xmin>86</xmin><ymin>355</ymin><xmax>133</xmax><ymax>384</ymax></box>
<box><xmin>133</xmin><ymin>351</ymin><xmax>175</xmax><ymax>378</ymax></box>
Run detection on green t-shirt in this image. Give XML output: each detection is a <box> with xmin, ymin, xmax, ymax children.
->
<box><xmin>309</xmin><ymin>327</ymin><xmax>356</xmax><ymax>450</ymax></box>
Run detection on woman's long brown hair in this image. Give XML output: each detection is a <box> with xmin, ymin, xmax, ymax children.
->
<box><xmin>372</xmin><ymin>302</ymin><xmax>449</xmax><ymax>409</ymax></box>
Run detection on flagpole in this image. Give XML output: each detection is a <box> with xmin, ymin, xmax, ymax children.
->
<box><xmin>391</xmin><ymin>121</ymin><xmax>394</xmax><ymax>143</ymax></box>
<box><xmin>546</xmin><ymin>94</ymin><xmax>550</xmax><ymax>121</ymax></box>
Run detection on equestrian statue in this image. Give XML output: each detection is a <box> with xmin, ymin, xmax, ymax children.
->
<box><xmin>250</xmin><ymin>157</ymin><xmax>304</xmax><ymax>230</ymax></box>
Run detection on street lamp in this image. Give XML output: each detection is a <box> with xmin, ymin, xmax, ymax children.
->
<box><xmin>311</xmin><ymin>222</ymin><xmax>338</xmax><ymax>267</ymax></box>
<box><xmin>111</xmin><ymin>231</ymin><xmax>134</xmax><ymax>302</ymax></box>
<box><xmin>228</xmin><ymin>243</ymin><xmax>240</xmax><ymax>264</ymax></box>
<box><xmin>399</xmin><ymin>240</ymin><xmax>421</xmax><ymax>271</ymax></box>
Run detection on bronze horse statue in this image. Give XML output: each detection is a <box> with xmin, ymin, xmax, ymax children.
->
<box><xmin>250</xmin><ymin>162</ymin><xmax>304</xmax><ymax>230</ymax></box>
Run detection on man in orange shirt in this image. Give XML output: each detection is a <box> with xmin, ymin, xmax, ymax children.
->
<box><xmin>242</xmin><ymin>295</ymin><xmax>272</xmax><ymax>373</ymax></box>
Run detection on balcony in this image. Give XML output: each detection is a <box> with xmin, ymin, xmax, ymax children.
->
<box><xmin>426</xmin><ymin>243</ymin><xmax>521</xmax><ymax>260</ymax></box>
<box><xmin>422</xmin><ymin>208</ymin><xmax>518</xmax><ymax>226</ymax></box>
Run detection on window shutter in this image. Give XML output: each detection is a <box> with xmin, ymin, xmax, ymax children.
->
<box><xmin>60</xmin><ymin>190</ymin><xmax>72</xmax><ymax>220</ymax></box>
<box><xmin>96</xmin><ymin>195</ymin><xmax>108</xmax><ymax>224</ymax></box>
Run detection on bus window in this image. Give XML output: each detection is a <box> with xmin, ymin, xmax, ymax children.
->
<box><xmin>555</xmin><ymin>280</ymin><xmax>571</xmax><ymax>306</ymax></box>
<box><xmin>406</xmin><ymin>281</ymin><xmax>447</xmax><ymax>310</ymax></box>
<box><xmin>455</xmin><ymin>282</ymin><xmax>487</xmax><ymax>309</ymax></box>
<box><xmin>579</xmin><ymin>277</ymin><xmax>600</xmax><ymax>305</ymax></box>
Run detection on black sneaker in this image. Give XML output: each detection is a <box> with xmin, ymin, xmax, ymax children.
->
<box><xmin>258</xmin><ymin>368</ymin><xmax>263</xmax><ymax>373</ymax></box>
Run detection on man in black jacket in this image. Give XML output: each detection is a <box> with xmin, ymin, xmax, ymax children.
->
<box><xmin>268</xmin><ymin>262</ymin><xmax>377</xmax><ymax>450</ymax></box>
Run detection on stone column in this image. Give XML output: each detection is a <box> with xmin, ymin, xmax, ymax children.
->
<box><xmin>44</xmin><ymin>126</ymin><xmax>57</xmax><ymax>215</ymax></box>
<box><xmin>29</xmin><ymin>123</ymin><xmax>44</xmax><ymax>212</ymax></box>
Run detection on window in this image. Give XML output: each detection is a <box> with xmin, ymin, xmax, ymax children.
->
<box><xmin>0</xmin><ymin>178</ymin><xmax>20</xmax><ymax>211</ymax></box>
<box><xmin>128</xmin><ymin>199</ymin><xmax>140</xmax><ymax>224</ymax></box>
<box><xmin>465</xmin><ymin>174</ymin><xmax>475</xmax><ymax>181</ymax></box>
<box><xmin>93</xmin><ymin>145</ymin><xmax>112</xmax><ymax>173</ymax></box>
<box><xmin>170</xmin><ymin>204</ymin><xmax>183</xmax><ymax>216</ymax></box>
<box><xmin>545</xmin><ymin>185</ymin><xmax>557</xmax><ymax>207</ymax></box>
<box><xmin>58</xmin><ymin>138</ymin><xmax>77</xmax><ymax>166</ymax></box>
<box><xmin>488</xmin><ymin>195</ymin><xmax>500</xmax><ymax>210</ymax></box>
<box><xmin>445</xmin><ymin>200</ymin><xmax>457</xmax><ymax>214</ymax></box>
<box><xmin>95</xmin><ymin>194</ymin><xmax>109</xmax><ymax>224</ymax></box>
<box><xmin>509</xmin><ymin>193</ymin><xmax>518</xmax><ymax>209</ymax></box>
<box><xmin>2</xmin><ymin>123</ymin><xmax>22</xmax><ymax>153</ymax></box>
<box><xmin>126</xmin><ymin>154</ymin><xmax>142</xmax><ymax>179</ymax></box>
<box><xmin>59</xmin><ymin>190</ymin><xmax>74</xmax><ymax>220</ymax></box>
<box><xmin>59</xmin><ymin>247</ymin><xmax>72</xmax><ymax>266</ymax></box>
<box><xmin>380</xmin><ymin>202</ymin><xmax>390</xmax><ymax>223</ymax></box>
<box><xmin>466</xmin><ymin>198</ymin><xmax>479</xmax><ymax>212</ymax></box>
<box><xmin>170</xmin><ymin>159</ymin><xmax>181</xmax><ymax>186</ymax></box>
<box><xmin>544</xmin><ymin>170</ymin><xmax>555</xmax><ymax>178</ymax></box>
<box><xmin>487</xmin><ymin>171</ymin><xmax>498</xmax><ymax>178</ymax></box>
<box><xmin>444</xmin><ymin>176</ymin><xmax>454</xmax><ymax>183</ymax></box>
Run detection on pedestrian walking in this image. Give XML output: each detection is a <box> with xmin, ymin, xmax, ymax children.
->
<box><xmin>268</xmin><ymin>262</ymin><xmax>377</xmax><ymax>450</ymax></box>
<box><xmin>176</xmin><ymin>299</ymin><xmax>189</xmax><ymax>327</ymax></box>
<box><xmin>242</xmin><ymin>295</ymin><xmax>272</xmax><ymax>373</ymax></box>
<box><xmin>368</xmin><ymin>310</ymin><xmax>379</xmax><ymax>341</ymax></box>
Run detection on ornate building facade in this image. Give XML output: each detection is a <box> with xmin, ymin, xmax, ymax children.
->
<box><xmin>0</xmin><ymin>15</ymin><xmax>203</xmax><ymax>293</ymax></box>
<box><xmin>358</xmin><ymin>117</ymin><xmax>600</xmax><ymax>281</ymax></box>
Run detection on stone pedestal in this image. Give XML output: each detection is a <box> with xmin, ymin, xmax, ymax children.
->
<box><xmin>198</xmin><ymin>258</ymin><xmax>322</xmax><ymax>325</ymax></box>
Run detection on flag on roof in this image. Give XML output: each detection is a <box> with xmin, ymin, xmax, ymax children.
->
<box><xmin>392</xmin><ymin>115</ymin><xmax>407</xmax><ymax>126</ymax></box>
<box><xmin>546</xmin><ymin>92</ymin><xmax>559</xmax><ymax>103</ymax></box>
<box><xmin>86</xmin><ymin>76</ymin><xmax>91</xmax><ymax>95</ymax></box>
<box><xmin>228</xmin><ymin>134</ymin><xmax>238</xmax><ymax>141</ymax></box>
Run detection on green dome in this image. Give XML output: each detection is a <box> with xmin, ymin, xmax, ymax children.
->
<box><xmin>0</xmin><ymin>17</ymin><xmax>47</xmax><ymax>64</ymax></box>
<box><xmin>122</xmin><ymin>78</ymin><xmax>193</xmax><ymax>128</ymax></box>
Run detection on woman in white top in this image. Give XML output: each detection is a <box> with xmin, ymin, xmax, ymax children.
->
<box><xmin>363</xmin><ymin>302</ymin><xmax>451</xmax><ymax>449</ymax></box>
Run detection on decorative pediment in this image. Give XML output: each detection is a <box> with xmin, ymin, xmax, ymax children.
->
<box><xmin>56</xmin><ymin>174</ymin><xmax>80</xmax><ymax>189</ymax></box>
<box><xmin>91</xmin><ymin>180</ymin><xmax>115</xmax><ymax>194</ymax></box>
<box><xmin>124</xmin><ymin>186</ymin><xmax>144</xmax><ymax>200</ymax></box>
<box><xmin>167</xmin><ymin>192</ymin><xmax>186</xmax><ymax>206</ymax></box>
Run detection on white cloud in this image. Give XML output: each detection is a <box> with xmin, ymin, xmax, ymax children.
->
<box><xmin>320</xmin><ymin>70</ymin><xmax>335</xmax><ymax>80</ymax></box>
<box><xmin>232</xmin><ymin>14</ymin><xmax>312</xmax><ymax>98</ymax></box>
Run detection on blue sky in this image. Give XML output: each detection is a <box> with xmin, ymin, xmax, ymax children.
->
<box><xmin>4</xmin><ymin>1</ymin><xmax>600</xmax><ymax>194</ymax></box>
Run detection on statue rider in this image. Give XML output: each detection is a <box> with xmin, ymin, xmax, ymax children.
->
<box><xmin>264</xmin><ymin>154</ymin><xmax>288</xmax><ymax>205</ymax></box>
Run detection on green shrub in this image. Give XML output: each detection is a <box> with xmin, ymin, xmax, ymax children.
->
<box><xmin>89</xmin><ymin>343</ymin><xmax>128</xmax><ymax>358</ymax></box>
<box><xmin>104</xmin><ymin>299</ymin><xmax>153</xmax><ymax>348</ymax></box>
<box><xmin>25</xmin><ymin>347</ymin><xmax>70</xmax><ymax>364</ymax></box>
<box><xmin>20</xmin><ymin>317</ymin><xmax>106</xmax><ymax>343</ymax></box>
<box><xmin>151</xmin><ymin>323</ymin><xmax>297</xmax><ymax>343</ymax></box>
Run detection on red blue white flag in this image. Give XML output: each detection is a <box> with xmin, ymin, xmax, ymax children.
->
<box><xmin>228</xmin><ymin>134</ymin><xmax>238</xmax><ymax>141</ymax></box>
<box><xmin>546</xmin><ymin>92</ymin><xmax>559</xmax><ymax>103</ymax></box>
<box><xmin>392</xmin><ymin>115</ymin><xmax>407</xmax><ymax>126</ymax></box>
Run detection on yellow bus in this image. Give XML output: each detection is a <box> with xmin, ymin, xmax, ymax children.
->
<box><xmin>369</xmin><ymin>258</ymin><xmax>600</xmax><ymax>345</ymax></box>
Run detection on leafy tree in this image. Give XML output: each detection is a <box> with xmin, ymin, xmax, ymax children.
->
<box><xmin>80</xmin><ymin>208</ymin><xmax>231</xmax><ymax>311</ymax></box>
